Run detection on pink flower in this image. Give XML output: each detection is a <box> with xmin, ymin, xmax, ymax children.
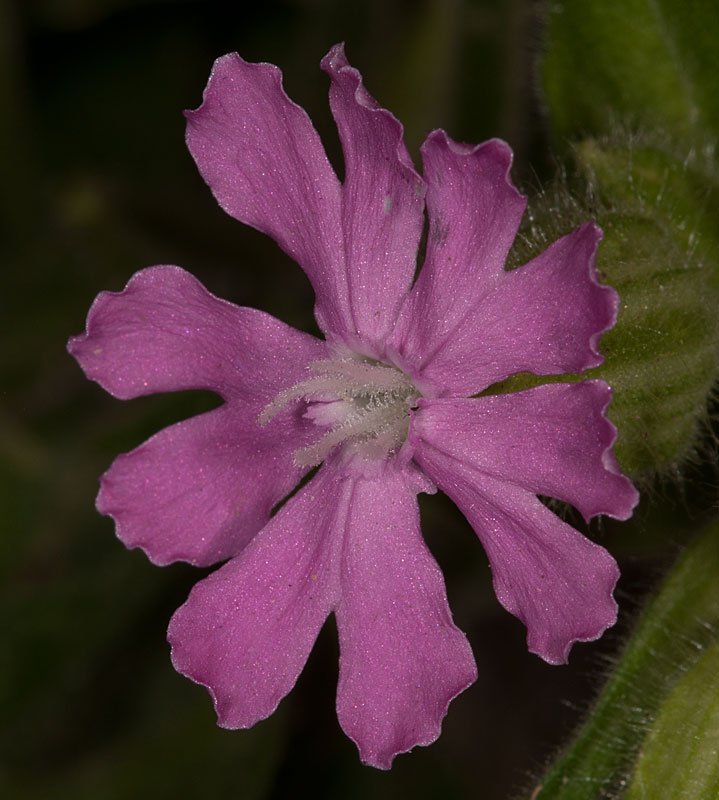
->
<box><xmin>68</xmin><ymin>44</ymin><xmax>638</xmax><ymax>769</ymax></box>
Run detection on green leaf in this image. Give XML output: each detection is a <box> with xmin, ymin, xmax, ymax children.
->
<box><xmin>541</xmin><ymin>0</ymin><xmax>719</xmax><ymax>144</ymax></box>
<box><xmin>530</xmin><ymin>516</ymin><xmax>719</xmax><ymax>799</ymax></box>
<box><xmin>625</xmin><ymin>641</ymin><xmax>719</xmax><ymax>800</ymax></box>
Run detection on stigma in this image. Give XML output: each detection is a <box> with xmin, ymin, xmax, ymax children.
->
<box><xmin>258</xmin><ymin>357</ymin><xmax>420</xmax><ymax>467</ymax></box>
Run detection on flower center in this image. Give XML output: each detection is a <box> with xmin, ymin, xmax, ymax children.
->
<box><xmin>258</xmin><ymin>357</ymin><xmax>420</xmax><ymax>467</ymax></box>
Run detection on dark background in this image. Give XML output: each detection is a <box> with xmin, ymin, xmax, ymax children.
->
<box><xmin>2</xmin><ymin>1</ymin><xmax>709</xmax><ymax>798</ymax></box>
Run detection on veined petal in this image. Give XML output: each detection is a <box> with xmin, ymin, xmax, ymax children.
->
<box><xmin>412</xmin><ymin>382</ymin><xmax>638</xmax><ymax>523</ymax></box>
<box><xmin>335</xmin><ymin>467</ymin><xmax>476</xmax><ymax>769</ymax></box>
<box><xmin>411</xmin><ymin>222</ymin><xmax>616</xmax><ymax>396</ymax></box>
<box><xmin>414</xmin><ymin>440</ymin><xmax>620</xmax><ymax>665</ymax></box>
<box><xmin>320</xmin><ymin>44</ymin><xmax>426</xmax><ymax>353</ymax></box>
<box><xmin>67</xmin><ymin>265</ymin><xmax>327</xmax><ymax>402</ymax></box>
<box><xmin>168</xmin><ymin>465</ymin><xmax>346</xmax><ymax>729</ymax></box>
<box><xmin>185</xmin><ymin>53</ymin><xmax>351</xmax><ymax>337</ymax></box>
<box><xmin>98</xmin><ymin>401</ymin><xmax>317</xmax><ymax>567</ymax></box>
<box><xmin>389</xmin><ymin>131</ymin><xmax>526</xmax><ymax>387</ymax></box>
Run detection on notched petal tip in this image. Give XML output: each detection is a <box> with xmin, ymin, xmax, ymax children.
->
<box><xmin>185</xmin><ymin>51</ymin><xmax>281</xmax><ymax>113</ymax></box>
<box><xmin>576</xmin><ymin>220</ymin><xmax>621</xmax><ymax>369</ymax></box>
<box><xmin>421</xmin><ymin>129</ymin><xmax>527</xmax><ymax>208</ymax></box>
<box><xmin>168</xmin><ymin>610</ymin><xmax>266</xmax><ymax>733</ymax></box>
<box><xmin>508</xmin><ymin>514</ymin><xmax>622</xmax><ymax>667</ymax></box>
<box><xmin>67</xmin><ymin>268</ymin><xmax>165</xmax><ymax>400</ymax></box>
<box><xmin>97</xmin><ymin>466</ymin><xmax>206</xmax><ymax>569</ymax></box>
<box><xmin>528</xmin><ymin>553</ymin><xmax>620</xmax><ymax>666</ymax></box>
<box><xmin>321</xmin><ymin>42</ymin><xmax>425</xmax><ymax>191</ymax></box>
<box><xmin>321</xmin><ymin>42</ymin><xmax>381</xmax><ymax>113</ymax></box>
<box><xmin>185</xmin><ymin>53</ymin><xmax>241</xmax><ymax>121</ymax></box>
<box><xmin>511</xmin><ymin>534</ymin><xmax>621</xmax><ymax>667</ymax></box>
<box><xmin>319</xmin><ymin>42</ymin><xmax>349</xmax><ymax>77</ymax></box>
<box><xmin>167</xmin><ymin>608</ymin><xmax>250</xmax><ymax>730</ymax></box>
<box><xmin>184</xmin><ymin>51</ymin><xmax>288</xmax><ymax>136</ymax></box>
<box><xmin>588</xmin><ymin>379</ymin><xmax>640</xmax><ymax>521</ymax></box>
<box><xmin>66</xmin><ymin>265</ymin><xmax>218</xmax><ymax>400</ymax></box>
<box><xmin>358</xmin><ymin>660</ymin><xmax>477</xmax><ymax>770</ymax></box>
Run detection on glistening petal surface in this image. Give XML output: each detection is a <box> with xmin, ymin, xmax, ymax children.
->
<box><xmin>389</xmin><ymin>131</ymin><xmax>526</xmax><ymax>390</ymax></box>
<box><xmin>185</xmin><ymin>53</ymin><xmax>350</xmax><ymax>336</ymax></box>
<box><xmin>320</xmin><ymin>44</ymin><xmax>426</xmax><ymax>352</ymax></box>
<box><xmin>409</xmin><ymin>222</ymin><xmax>615</xmax><ymax>396</ymax></box>
<box><xmin>67</xmin><ymin>265</ymin><xmax>327</xmax><ymax>402</ymax></box>
<box><xmin>413</xmin><ymin>382</ymin><xmax>638</xmax><ymax>523</ymax></box>
<box><xmin>414</xmin><ymin>441</ymin><xmax>620</xmax><ymax>664</ymax></box>
<box><xmin>168</xmin><ymin>465</ymin><xmax>345</xmax><ymax>729</ymax></box>
<box><xmin>334</xmin><ymin>467</ymin><xmax>477</xmax><ymax>769</ymax></box>
<box><xmin>98</xmin><ymin>402</ymin><xmax>319</xmax><ymax>567</ymax></box>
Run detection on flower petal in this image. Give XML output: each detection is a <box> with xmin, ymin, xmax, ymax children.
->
<box><xmin>412</xmin><ymin>382</ymin><xmax>638</xmax><ymax>523</ymax></box>
<box><xmin>388</xmin><ymin>131</ymin><xmax>526</xmax><ymax>389</ymax></box>
<box><xmin>412</xmin><ymin>222</ymin><xmax>616</xmax><ymax>396</ymax></box>
<box><xmin>185</xmin><ymin>53</ymin><xmax>351</xmax><ymax>337</ymax></box>
<box><xmin>67</xmin><ymin>265</ymin><xmax>327</xmax><ymax>401</ymax></box>
<box><xmin>414</xmin><ymin>436</ymin><xmax>621</xmax><ymax>664</ymax></box>
<box><xmin>98</xmin><ymin>401</ymin><xmax>317</xmax><ymax>567</ymax></box>
<box><xmin>320</xmin><ymin>44</ymin><xmax>426</xmax><ymax>353</ymax></box>
<box><xmin>335</xmin><ymin>467</ymin><xmax>477</xmax><ymax>769</ymax></box>
<box><xmin>167</xmin><ymin>465</ymin><xmax>345</xmax><ymax>729</ymax></box>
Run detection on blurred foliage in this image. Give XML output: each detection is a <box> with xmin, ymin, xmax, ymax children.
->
<box><xmin>3</xmin><ymin>1</ymin><xmax>718</xmax><ymax>799</ymax></box>
<box><xmin>541</xmin><ymin>0</ymin><xmax>719</xmax><ymax>145</ymax></box>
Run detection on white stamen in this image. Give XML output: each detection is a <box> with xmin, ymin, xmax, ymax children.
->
<box><xmin>309</xmin><ymin>358</ymin><xmax>414</xmax><ymax>392</ymax></box>
<box><xmin>258</xmin><ymin>356</ymin><xmax>419</xmax><ymax>465</ymax></box>
<box><xmin>258</xmin><ymin>374</ymin><xmax>350</xmax><ymax>426</ymax></box>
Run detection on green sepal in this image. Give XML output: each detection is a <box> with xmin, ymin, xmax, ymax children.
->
<box><xmin>574</xmin><ymin>136</ymin><xmax>719</xmax><ymax>284</ymax></box>
<box><xmin>494</xmin><ymin>136</ymin><xmax>719</xmax><ymax>478</ymax></box>
<box><xmin>589</xmin><ymin>212</ymin><xmax>717</xmax><ymax>475</ymax></box>
<box><xmin>576</xmin><ymin>137</ymin><xmax>719</xmax><ymax>476</ymax></box>
<box><xmin>529</xmin><ymin>516</ymin><xmax>719</xmax><ymax>799</ymax></box>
